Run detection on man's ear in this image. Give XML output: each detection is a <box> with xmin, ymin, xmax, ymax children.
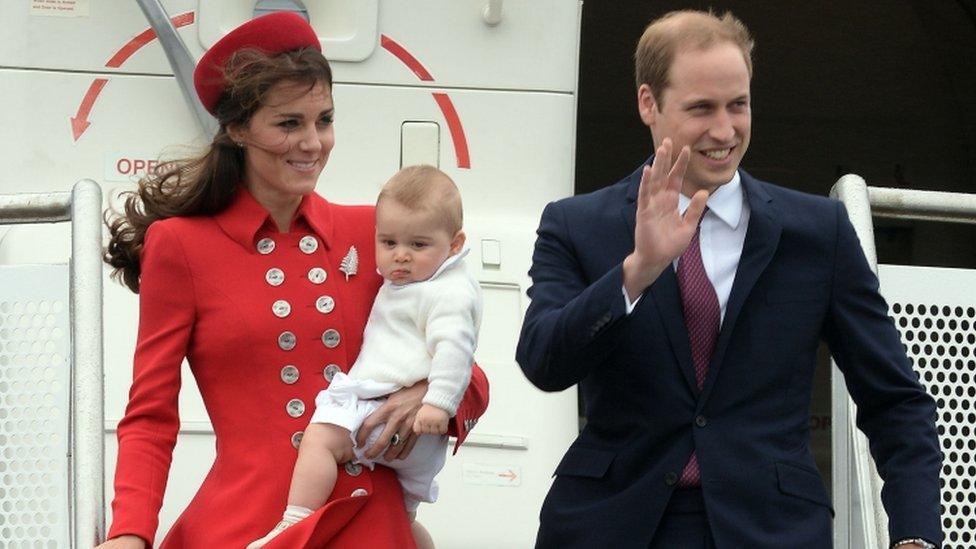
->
<box><xmin>637</xmin><ymin>84</ymin><xmax>658</xmax><ymax>127</ymax></box>
<box><xmin>450</xmin><ymin>230</ymin><xmax>466</xmax><ymax>255</ymax></box>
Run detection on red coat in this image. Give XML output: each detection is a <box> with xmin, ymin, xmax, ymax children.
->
<box><xmin>108</xmin><ymin>189</ymin><xmax>489</xmax><ymax>548</ymax></box>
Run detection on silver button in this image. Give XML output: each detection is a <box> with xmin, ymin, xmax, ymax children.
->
<box><xmin>299</xmin><ymin>235</ymin><xmax>319</xmax><ymax>254</ymax></box>
<box><xmin>286</xmin><ymin>399</ymin><xmax>306</xmax><ymax>418</ymax></box>
<box><xmin>323</xmin><ymin>363</ymin><xmax>342</xmax><ymax>382</ymax></box>
<box><xmin>272</xmin><ymin>300</ymin><xmax>292</xmax><ymax>318</ymax></box>
<box><xmin>291</xmin><ymin>431</ymin><xmax>304</xmax><ymax>449</ymax></box>
<box><xmin>307</xmin><ymin>267</ymin><xmax>327</xmax><ymax>284</ymax></box>
<box><xmin>266</xmin><ymin>268</ymin><xmax>285</xmax><ymax>286</ymax></box>
<box><xmin>280</xmin><ymin>365</ymin><xmax>299</xmax><ymax>384</ymax></box>
<box><xmin>256</xmin><ymin>238</ymin><xmax>276</xmax><ymax>255</ymax></box>
<box><xmin>315</xmin><ymin>296</ymin><xmax>335</xmax><ymax>314</ymax></box>
<box><xmin>350</xmin><ymin>488</ymin><xmax>368</xmax><ymax>497</ymax></box>
<box><xmin>321</xmin><ymin>329</ymin><xmax>341</xmax><ymax>348</ymax></box>
<box><xmin>278</xmin><ymin>331</ymin><xmax>297</xmax><ymax>351</ymax></box>
<box><xmin>344</xmin><ymin>462</ymin><xmax>363</xmax><ymax>476</ymax></box>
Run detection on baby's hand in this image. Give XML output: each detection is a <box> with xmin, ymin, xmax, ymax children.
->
<box><xmin>413</xmin><ymin>404</ymin><xmax>449</xmax><ymax>435</ymax></box>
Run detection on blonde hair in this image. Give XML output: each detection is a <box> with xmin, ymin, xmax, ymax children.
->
<box><xmin>377</xmin><ymin>165</ymin><xmax>462</xmax><ymax>234</ymax></box>
<box><xmin>635</xmin><ymin>10</ymin><xmax>753</xmax><ymax>105</ymax></box>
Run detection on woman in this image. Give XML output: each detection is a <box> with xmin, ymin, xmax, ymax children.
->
<box><xmin>98</xmin><ymin>12</ymin><xmax>488</xmax><ymax>548</ymax></box>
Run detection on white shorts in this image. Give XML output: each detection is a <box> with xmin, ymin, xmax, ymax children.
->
<box><xmin>310</xmin><ymin>372</ymin><xmax>448</xmax><ymax>512</ymax></box>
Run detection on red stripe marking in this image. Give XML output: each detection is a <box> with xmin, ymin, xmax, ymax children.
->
<box><xmin>106</xmin><ymin>12</ymin><xmax>196</xmax><ymax>68</ymax></box>
<box><xmin>433</xmin><ymin>93</ymin><xmax>470</xmax><ymax>169</ymax></box>
<box><xmin>380</xmin><ymin>35</ymin><xmax>434</xmax><ymax>81</ymax></box>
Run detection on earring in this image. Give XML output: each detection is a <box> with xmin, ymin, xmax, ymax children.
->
<box><xmin>235</xmin><ymin>141</ymin><xmax>245</xmax><ymax>148</ymax></box>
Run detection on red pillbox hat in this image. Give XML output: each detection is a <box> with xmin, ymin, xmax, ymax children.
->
<box><xmin>193</xmin><ymin>12</ymin><xmax>321</xmax><ymax>115</ymax></box>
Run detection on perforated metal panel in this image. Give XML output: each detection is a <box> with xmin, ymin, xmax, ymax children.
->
<box><xmin>0</xmin><ymin>265</ymin><xmax>70</xmax><ymax>548</ymax></box>
<box><xmin>879</xmin><ymin>264</ymin><xmax>976</xmax><ymax>549</ymax></box>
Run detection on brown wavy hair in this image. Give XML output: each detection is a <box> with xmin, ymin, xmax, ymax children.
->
<box><xmin>104</xmin><ymin>47</ymin><xmax>333</xmax><ymax>293</ymax></box>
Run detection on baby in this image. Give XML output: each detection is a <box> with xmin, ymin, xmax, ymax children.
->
<box><xmin>249</xmin><ymin>165</ymin><xmax>483</xmax><ymax>548</ymax></box>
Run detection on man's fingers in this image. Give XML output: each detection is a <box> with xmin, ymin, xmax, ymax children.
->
<box><xmin>637</xmin><ymin>165</ymin><xmax>652</xmax><ymax>208</ymax></box>
<box><xmin>668</xmin><ymin>146</ymin><xmax>691</xmax><ymax>192</ymax></box>
<box><xmin>683</xmin><ymin>189</ymin><xmax>709</xmax><ymax>228</ymax></box>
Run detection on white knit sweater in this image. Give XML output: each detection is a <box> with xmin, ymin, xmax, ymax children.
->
<box><xmin>349</xmin><ymin>252</ymin><xmax>482</xmax><ymax>415</ymax></box>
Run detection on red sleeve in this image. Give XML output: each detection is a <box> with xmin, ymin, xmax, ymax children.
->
<box><xmin>107</xmin><ymin>222</ymin><xmax>195</xmax><ymax>546</ymax></box>
<box><xmin>446</xmin><ymin>363</ymin><xmax>489</xmax><ymax>454</ymax></box>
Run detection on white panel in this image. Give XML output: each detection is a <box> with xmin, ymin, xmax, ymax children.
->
<box><xmin>878</xmin><ymin>264</ymin><xmax>976</xmax><ymax>549</ymax></box>
<box><xmin>0</xmin><ymin>265</ymin><xmax>71</xmax><ymax>548</ymax></box>
<box><xmin>0</xmin><ymin>1</ymin><xmax>580</xmax><ymax>92</ymax></box>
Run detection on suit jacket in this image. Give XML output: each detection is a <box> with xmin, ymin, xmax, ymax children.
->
<box><xmin>108</xmin><ymin>188</ymin><xmax>489</xmax><ymax>548</ymax></box>
<box><xmin>516</xmin><ymin>160</ymin><xmax>941</xmax><ymax>548</ymax></box>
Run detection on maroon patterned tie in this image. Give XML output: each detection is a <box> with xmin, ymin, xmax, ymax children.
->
<box><xmin>676</xmin><ymin>209</ymin><xmax>719</xmax><ymax>487</ymax></box>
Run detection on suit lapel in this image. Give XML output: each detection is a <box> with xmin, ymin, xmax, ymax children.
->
<box><xmin>621</xmin><ymin>159</ymin><xmax>698</xmax><ymax>394</ymax></box>
<box><xmin>699</xmin><ymin>173</ymin><xmax>782</xmax><ymax>405</ymax></box>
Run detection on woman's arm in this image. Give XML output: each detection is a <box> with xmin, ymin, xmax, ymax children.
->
<box><xmin>105</xmin><ymin>222</ymin><xmax>195</xmax><ymax>545</ymax></box>
<box><xmin>355</xmin><ymin>363</ymin><xmax>489</xmax><ymax>460</ymax></box>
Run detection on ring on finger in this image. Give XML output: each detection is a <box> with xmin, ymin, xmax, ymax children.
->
<box><xmin>390</xmin><ymin>433</ymin><xmax>401</xmax><ymax>446</ymax></box>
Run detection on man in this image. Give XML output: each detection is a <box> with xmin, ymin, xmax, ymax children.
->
<box><xmin>516</xmin><ymin>10</ymin><xmax>941</xmax><ymax>549</ymax></box>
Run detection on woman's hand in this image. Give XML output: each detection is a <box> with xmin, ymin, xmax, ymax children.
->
<box><xmin>356</xmin><ymin>380</ymin><xmax>427</xmax><ymax>461</ymax></box>
<box><xmin>95</xmin><ymin>535</ymin><xmax>147</xmax><ymax>549</ymax></box>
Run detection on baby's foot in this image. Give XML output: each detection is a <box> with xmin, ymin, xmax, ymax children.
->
<box><xmin>246</xmin><ymin>520</ymin><xmax>293</xmax><ymax>549</ymax></box>
<box><xmin>246</xmin><ymin>505</ymin><xmax>312</xmax><ymax>549</ymax></box>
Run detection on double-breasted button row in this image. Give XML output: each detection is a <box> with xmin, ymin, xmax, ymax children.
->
<box><xmin>322</xmin><ymin>329</ymin><xmax>341</xmax><ymax>348</ymax></box>
<box><xmin>257</xmin><ymin>235</ymin><xmax>319</xmax><ymax>255</ymax></box>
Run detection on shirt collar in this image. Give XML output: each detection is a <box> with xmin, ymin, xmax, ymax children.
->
<box><xmin>678</xmin><ymin>171</ymin><xmax>744</xmax><ymax>229</ymax></box>
<box><xmin>214</xmin><ymin>187</ymin><xmax>335</xmax><ymax>252</ymax></box>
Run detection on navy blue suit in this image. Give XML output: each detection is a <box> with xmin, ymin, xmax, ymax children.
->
<box><xmin>516</xmin><ymin>160</ymin><xmax>942</xmax><ymax>548</ymax></box>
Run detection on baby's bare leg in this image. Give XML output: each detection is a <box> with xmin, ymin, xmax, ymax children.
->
<box><xmin>287</xmin><ymin>422</ymin><xmax>355</xmax><ymax>509</ymax></box>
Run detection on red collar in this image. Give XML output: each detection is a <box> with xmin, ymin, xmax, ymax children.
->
<box><xmin>214</xmin><ymin>187</ymin><xmax>334</xmax><ymax>252</ymax></box>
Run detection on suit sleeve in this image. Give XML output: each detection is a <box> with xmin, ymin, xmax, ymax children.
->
<box><xmin>107</xmin><ymin>222</ymin><xmax>195</xmax><ymax>546</ymax></box>
<box><xmin>516</xmin><ymin>201</ymin><xmax>631</xmax><ymax>392</ymax></box>
<box><xmin>821</xmin><ymin>201</ymin><xmax>942</xmax><ymax>545</ymax></box>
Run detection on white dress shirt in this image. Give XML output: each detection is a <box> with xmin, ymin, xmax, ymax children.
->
<box><xmin>623</xmin><ymin>171</ymin><xmax>750</xmax><ymax>324</ymax></box>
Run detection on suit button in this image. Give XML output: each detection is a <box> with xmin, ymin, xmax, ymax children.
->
<box><xmin>344</xmin><ymin>462</ymin><xmax>363</xmax><ymax>477</ymax></box>
<box><xmin>323</xmin><ymin>363</ymin><xmax>342</xmax><ymax>382</ymax></box>
<box><xmin>315</xmin><ymin>295</ymin><xmax>335</xmax><ymax>314</ymax></box>
<box><xmin>299</xmin><ymin>235</ymin><xmax>319</xmax><ymax>254</ymax></box>
<box><xmin>665</xmin><ymin>472</ymin><xmax>678</xmax><ymax>486</ymax></box>
<box><xmin>286</xmin><ymin>399</ymin><xmax>306</xmax><ymax>418</ymax></box>
<box><xmin>322</xmin><ymin>329</ymin><xmax>341</xmax><ymax>348</ymax></box>
<box><xmin>695</xmin><ymin>415</ymin><xmax>707</xmax><ymax>428</ymax></box>
<box><xmin>291</xmin><ymin>431</ymin><xmax>304</xmax><ymax>449</ymax></box>
<box><xmin>278</xmin><ymin>331</ymin><xmax>297</xmax><ymax>351</ymax></box>
<box><xmin>307</xmin><ymin>267</ymin><xmax>327</xmax><ymax>284</ymax></box>
<box><xmin>256</xmin><ymin>238</ymin><xmax>276</xmax><ymax>255</ymax></box>
<box><xmin>280</xmin><ymin>365</ymin><xmax>299</xmax><ymax>384</ymax></box>
<box><xmin>265</xmin><ymin>268</ymin><xmax>285</xmax><ymax>286</ymax></box>
<box><xmin>272</xmin><ymin>300</ymin><xmax>291</xmax><ymax>318</ymax></box>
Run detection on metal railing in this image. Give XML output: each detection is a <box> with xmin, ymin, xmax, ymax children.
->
<box><xmin>830</xmin><ymin>174</ymin><xmax>976</xmax><ymax>548</ymax></box>
<box><xmin>0</xmin><ymin>180</ymin><xmax>105</xmax><ymax>547</ymax></box>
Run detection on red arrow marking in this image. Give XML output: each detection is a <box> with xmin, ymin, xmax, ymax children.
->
<box><xmin>71</xmin><ymin>78</ymin><xmax>108</xmax><ymax>142</ymax></box>
<box><xmin>432</xmin><ymin>93</ymin><xmax>470</xmax><ymax>169</ymax></box>
<box><xmin>497</xmin><ymin>470</ymin><xmax>518</xmax><ymax>481</ymax></box>
<box><xmin>380</xmin><ymin>35</ymin><xmax>434</xmax><ymax>81</ymax></box>
<box><xmin>106</xmin><ymin>12</ymin><xmax>195</xmax><ymax>68</ymax></box>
